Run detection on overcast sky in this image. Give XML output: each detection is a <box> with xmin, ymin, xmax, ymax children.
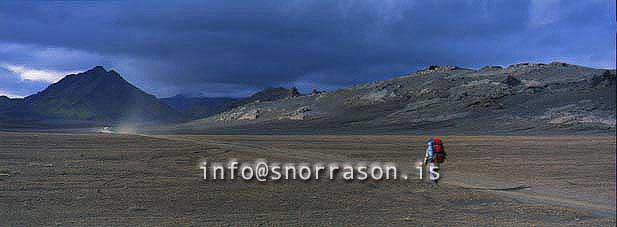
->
<box><xmin>1</xmin><ymin>0</ymin><xmax>615</xmax><ymax>98</ymax></box>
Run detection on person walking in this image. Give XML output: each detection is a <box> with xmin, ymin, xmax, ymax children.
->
<box><xmin>423</xmin><ymin>137</ymin><xmax>447</xmax><ymax>183</ymax></box>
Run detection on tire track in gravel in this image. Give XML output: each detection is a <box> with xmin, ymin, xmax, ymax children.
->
<box><xmin>441</xmin><ymin>172</ymin><xmax>616</xmax><ymax>217</ymax></box>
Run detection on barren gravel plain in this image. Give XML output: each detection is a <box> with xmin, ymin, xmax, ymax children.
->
<box><xmin>0</xmin><ymin>132</ymin><xmax>615</xmax><ymax>226</ymax></box>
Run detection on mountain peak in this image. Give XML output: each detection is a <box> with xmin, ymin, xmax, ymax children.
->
<box><xmin>88</xmin><ymin>66</ymin><xmax>108</xmax><ymax>73</ymax></box>
<box><xmin>77</xmin><ymin>66</ymin><xmax>124</xmax><ymax>80</ymax></box>
<box><xmin>22</xmin><ymin>67</ymin><xmax>182</xmax><ymax>123</ymax></box>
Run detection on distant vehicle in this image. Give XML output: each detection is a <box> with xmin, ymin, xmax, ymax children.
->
<box><xmin>99</xmin><ymin>127</ymin><xmax>113</xmax><ymax>134</ymax></box>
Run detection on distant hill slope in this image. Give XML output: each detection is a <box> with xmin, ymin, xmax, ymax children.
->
<box><xmin>215</xmin><ymin>87</ymin><xmax>301</xmax><ymax>112</ymax></box>
<box><xmin>160</xmin><ymin>87</ymin><xmax>300</xmax><ymax>120</ymax></box>
<box><xmin>161</xmin><ymin>95</ymin><xmax>237</xmax><ymax>112</ymax></box>
<box><xmin>0</xmin><ymin>97</ymin><xmax>42</xmax><ymax>123</ymax></box>
<box><xmin>160</xmin><ymin>95</ymin><xmax>237</xmax><ymax>119</ymax></box>
<box><xmin>183</xmin><ymin>87</ymin><xmax>302</xmax><ymax>119</ymax></box>
<box><xmin>176</xmin><ymin>62</ymin><xmax>616</xmax><ymax>134</ymax></box>
<box><xmin>0</xmin><ymin>66</ymin><xmax>183</xmax><ymax>126</ymax></box>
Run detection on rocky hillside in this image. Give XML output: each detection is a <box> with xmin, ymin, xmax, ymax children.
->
<box><xmin>178</xmin><ymin>62</ymin><xmax>616</xmax><ymax>134</ymax></box>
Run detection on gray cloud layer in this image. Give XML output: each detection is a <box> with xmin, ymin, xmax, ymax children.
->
<box><xmin>1</xmin><ymin>0</ymin><xmax>615</xmax><ymax>98</ymax></box>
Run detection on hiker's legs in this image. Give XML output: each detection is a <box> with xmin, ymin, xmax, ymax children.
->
<box><xmin>429</xmin><ymin>163</ymin><xmax>440</xmax><ymax>183</ymax></box>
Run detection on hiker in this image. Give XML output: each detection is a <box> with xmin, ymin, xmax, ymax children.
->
<box><xmin>423</xmin><ymin>137</ymin><xmax>447</xmax><ymax>183</ymax></box>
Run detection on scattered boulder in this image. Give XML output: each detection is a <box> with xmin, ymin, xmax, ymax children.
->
<box><xmin>296</xmin><ymin>106</ymin><xmax>311</xmax><ymax>113</ymax></box>
<box><xmin>288</xmin><ymin>106</ymin><xmax>314</xmax><ymax>120</ymax></box>
<box><xmin>311</xmin><ymin>89</ymin><xmax>323</xmax><ymax>95</ymax></box>
<box><xmin>480</xmin><ymin>65</ymin><xmax>503</xmax><ymax>71</ymax></box>
<box><xmin>289</xmin><ymin>87</ymin><xmax>301</xmax><ymax>98</ymax></box>
<box><xmin>522</xmin><ymin>80</ymin><xmax>544</xmax><ymax>89</ymax></box>
<box><xmin>426</xmin><ymin>65</ymin><xmax>460</xmax><ymax>71</ymax></box>
<box><xmin>359</xmin><ymin>89</ymin><xmax>391</xmax><ymax>103</ymax></box>
<box><xmin>502</xmin><ymin>75</ymin><xmax>522</xmax><ymax>87</ymax></box>
<box><xmin>540</xmin><ymin>104</ymin><xmax>616</xmax><ymax>129</ymax></box>
<box><xmin>507</xmin><ymin>62</ymin><xmax>548</xmax><ymax>69</ymax></box>
<box><xmin>238</xmin><ymin>109</ymin><xmax>260</xmax><ymax>120</ymax></box>
<box><xmin>590</xmin><ymin>70</ymin><xmax>616</xmax><ymax>87</ymax></box>
<box><xmin>550</xmin><ymin>62</ymin><xmax>570</xmax><ymax>67</ymax></box>
<box><xmin>289</xmin><ymin>113</ymin><xmax>309</xmax><ymax>120</ymax></box>
<box><xmin>508</xmin><ymin>62</ymin><xmax>531</xmax><ymax>68</ymax></box>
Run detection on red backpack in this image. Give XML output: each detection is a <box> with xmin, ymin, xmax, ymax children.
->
<box><xmin>432</xmin><ymin>137</ymin><xmax>446</xmax><ymax>163</ymax></box>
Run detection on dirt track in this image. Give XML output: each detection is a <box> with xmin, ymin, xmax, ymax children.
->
<box><xmin>0</xmin><ymin>132</ymin><xmax>615</xmax><ymax>226</ymax></box>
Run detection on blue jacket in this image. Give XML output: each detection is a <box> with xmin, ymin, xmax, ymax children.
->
<box><xmin>424</xmin><ymin>141</ymin><xmax>434</xmax><ymax>164</ymax></box>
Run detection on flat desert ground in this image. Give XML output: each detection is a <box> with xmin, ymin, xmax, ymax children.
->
<box><xmin>0</xmin><ymin>132</ymin><xmax>615</xmax><ymax>226</ymax></box>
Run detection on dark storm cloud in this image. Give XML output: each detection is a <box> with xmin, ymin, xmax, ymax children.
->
<box><xmin>0</xmin><ymin>0</ymin><xmax>614</xmax><ymax>97</ymax></box>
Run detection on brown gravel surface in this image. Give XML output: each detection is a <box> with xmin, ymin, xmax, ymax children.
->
<box><xmin>0</xmin><ymin>132</ymin><xmax>614</xmax><ymax>226</ymax></box>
